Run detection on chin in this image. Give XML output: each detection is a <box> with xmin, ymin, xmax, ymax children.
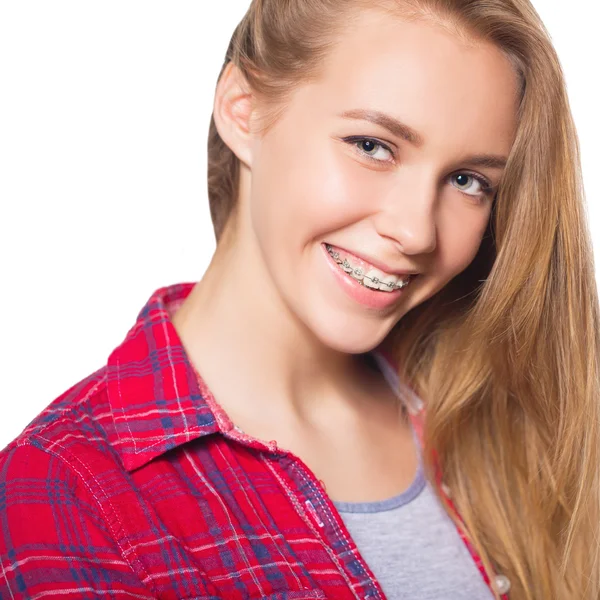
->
<box><xmin>307</xmin><ymin>309</ymin><xmax>394</xmax><ymax>355</ymax></box>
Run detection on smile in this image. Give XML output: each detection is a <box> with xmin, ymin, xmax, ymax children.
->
<box><xmin>325</xmin><ymin>244</ymin><xmax>412</xmax><ymax>293</ymax></box>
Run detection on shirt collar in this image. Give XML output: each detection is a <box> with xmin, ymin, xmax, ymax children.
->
<box><xmin>106</xmin><ymin>282</ymin><xmax>409</xmax><ymax>472</ymax></box>
<box><xmin>106</xmin><ymin>282</ymin><xmax>221</xmax><ymax>472</ymax></box>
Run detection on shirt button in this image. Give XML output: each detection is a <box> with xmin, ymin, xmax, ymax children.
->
<box><xmin>493</xmin><ymin>574</ymin><xmax>511</xmax><ymax>594</ymax></box>
<box><xmin>440</xmin><ymin>482</ymin><xmax>452</xmax><ymax>497</ymax></box>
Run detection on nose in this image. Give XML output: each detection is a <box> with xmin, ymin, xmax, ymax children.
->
<box><xmin>375</xmin><ymin>175</ymin><xmax>438</xmax><ymax>256</ymax></box>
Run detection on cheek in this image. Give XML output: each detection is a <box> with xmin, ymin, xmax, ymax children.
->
<box><xmin>296</xmin><ymin>151</ymin><xmax>383</xmax><ymax>236</ymax></box>
<box><xmin>250</xmin><ymin>136</ymin><xmax>376</xmax><ymax>246</ymax></box>
<box><xmin>437</xmin><ymin>207</ymin><xmax>491</xmax><ymax>276</ymax></box>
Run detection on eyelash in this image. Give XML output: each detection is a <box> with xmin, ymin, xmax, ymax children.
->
<box><xmin>342</xmin><ymin>136</ymin><xmax>495</xmax><ymax>201</ymax></box>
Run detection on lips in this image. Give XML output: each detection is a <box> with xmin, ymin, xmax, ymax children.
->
<box><xmin>321</xmin><ymin>243</ymin><xmax>413</xmax><ymax>311</ymax></box>
<box><xmin>325</xmin><ymin>244</ymin><xmax>411</xmax><ymax>291</ymax></box>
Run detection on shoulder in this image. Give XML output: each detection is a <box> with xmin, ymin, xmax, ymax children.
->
<box><xmin>0</xmin><ymin>364</ymin><xmax>126</xmax><ymax>538</ymax></box>
<box><xmin>0</xmin><ymin>364</ymin><xmax>119</xmax><ymax>543</ymax></box>
<box><xmin>2</xmin><ymin>365</ymin><xmax>118</xmax><ymax>463</ymax></box>
<box><xmin>0</xmin><ymin>368</ymin><xmax>155</xmax><ymax>599</ymax></box>
<box><xmin>0</xmin><ymin>440</ymin><xmax>153</xmax><ymax>598</ymax></box>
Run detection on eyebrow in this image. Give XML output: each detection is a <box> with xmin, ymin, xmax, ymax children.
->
<box><xmin>339</xmin><ymin>108</ymin><xmax>508</xmax><ymax>170</ymax></box>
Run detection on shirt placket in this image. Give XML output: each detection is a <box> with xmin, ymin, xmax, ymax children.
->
<box><xmin>276</xmin><ymin>451</ymin><xmax>389</xmax><ymax>600</ymax></box>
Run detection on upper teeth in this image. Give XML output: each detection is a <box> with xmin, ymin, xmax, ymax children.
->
<box><xmin>326</xmin><ymin>244</ymin><xmax>411</xmax><ymax>291</ymax></box>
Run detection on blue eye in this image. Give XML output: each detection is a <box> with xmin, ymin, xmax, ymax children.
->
<box><xmin>359</xmin><ymin>139</ymin><xmax>378</xmax><ymax>154</ymax></box>
<box><xmin>343</xmin><ymin>136</ymin><xmax>394</xmax><ymax>163</ymax></box>
<box><xmin>342</xmin><ymin>136</ymin><xmax>496</xmax><ymax>201</ymax></box>
<box><xmin>451</xmin><ymin>172</ymin><xmax>494</xmax><ymax>197</ymax></box>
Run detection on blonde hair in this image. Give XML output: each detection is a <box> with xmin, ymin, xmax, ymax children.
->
<box><xmin>207</xmin><ymin>1</ymin><xmax>600</xmax><ymax>597</ymax></box>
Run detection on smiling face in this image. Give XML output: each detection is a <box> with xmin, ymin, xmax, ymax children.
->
<box><xmin>237</xmin><ymin>9</ymin><xmax>519</xmax><ymax>353</ymax></box>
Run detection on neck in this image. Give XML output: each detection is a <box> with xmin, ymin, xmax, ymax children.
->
<box><xmin>172</xmin><ymin>223</ymin><xmax>386</xmax><ymax>428</ymax></box>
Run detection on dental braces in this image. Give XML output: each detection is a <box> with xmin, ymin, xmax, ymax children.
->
<box><xmin>325</xmin><ymin>244</ymin><xmax>410</xmax><ymax>291</ymax></box>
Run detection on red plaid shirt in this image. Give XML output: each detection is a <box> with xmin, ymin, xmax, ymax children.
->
<box><xmin>0</xmin><ymin>282</ymin><xmax>507</xmax><ymax>599</ymax></box>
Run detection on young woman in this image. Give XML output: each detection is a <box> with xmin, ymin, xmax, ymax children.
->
<box><xmin>1</xmin><ymin>0</ymin><xmax>598</xmax><ymax>599</ymax></box>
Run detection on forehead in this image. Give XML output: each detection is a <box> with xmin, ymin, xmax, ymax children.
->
<box><xmin>304</xmin><ymin>9</ymin><xmax>519</xmax><ymax>153</ymax></box>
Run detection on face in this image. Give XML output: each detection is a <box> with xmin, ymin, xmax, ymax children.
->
<box><xmin>242</xmin><ymin>9</ymin><xmax>519</xmax><ymax>354</ymax></box>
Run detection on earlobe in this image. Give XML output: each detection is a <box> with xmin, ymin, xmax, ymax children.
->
<box><xmin>212</xmin><ymin>62</ymin><xmax>255</xmax><ymax>168</ymax></box>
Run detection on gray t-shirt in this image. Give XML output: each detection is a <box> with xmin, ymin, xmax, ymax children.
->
<box><xmin>333</xmin><ymin>353</ymin><xmax>495</xmax><ymax>599</ymax></box>
<box><xmin>334</xmin><ymin>458</ymin><xmax>493</xmax><ymax>599</ymax></box>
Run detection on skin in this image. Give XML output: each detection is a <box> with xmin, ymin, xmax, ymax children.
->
<box><xmin>173</xmin><ymin>8</ymin><xmax>519</xmax><ymax>502</ymax></box>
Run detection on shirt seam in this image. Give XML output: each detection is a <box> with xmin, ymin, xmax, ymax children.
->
<box><xmin>16</xmin><ymin>372</ymin><xmax>107</xmax><ymax>444</ymax></box>
<box><xmin>22</xmin><ymin>435</ymin><xmax>157</xmax><ymax>596</ymax></box>
<box><xmin>261</xmin><ymin>456</ymin><xmax>364</xmax><ymax>600</ymax></box>
<box><xmin>290</xmin><ymin>461</ymin><xmax>385</xmax><ymax>600</ymax></box>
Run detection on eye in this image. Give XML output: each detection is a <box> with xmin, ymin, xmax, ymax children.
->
<box><xmin>343</xmin><ymin>136</ymin><xmax>394</xmax><ymax>163</ymax></box>
<box><xmin>450</xmin><ymin>172</ymin><xmax>493</xmax><ymax>199</ymax></box>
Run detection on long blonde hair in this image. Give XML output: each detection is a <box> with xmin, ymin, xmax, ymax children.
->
<box><xmin>207</xmin><ymin>1</ymin><xmax>600</xmax><ymax>597</ymax></box>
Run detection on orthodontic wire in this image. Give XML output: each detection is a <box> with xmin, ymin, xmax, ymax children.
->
<box><xmin>325</xmin><ymin>245</ymin><xmax>410</xmax><ymax>291</ymax></box>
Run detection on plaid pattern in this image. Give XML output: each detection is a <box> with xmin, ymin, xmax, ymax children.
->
<box><xmin>0</xmin><ymin>282</ymin><xmax>506</xmax><ymax>599</ymax></box>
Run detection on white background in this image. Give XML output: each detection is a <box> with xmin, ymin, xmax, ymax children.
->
<box><xmin>1</xmin><ymin>1</ymin><xmax>598</xmax><ymax>449</ymax></box>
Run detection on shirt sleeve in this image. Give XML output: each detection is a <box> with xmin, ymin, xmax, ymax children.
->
<box><xmin>0</xmin><ymin>442</ymin><xmax>155</xmax><ymax>599</ymax></box>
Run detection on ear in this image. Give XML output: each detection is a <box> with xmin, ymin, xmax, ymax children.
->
<box><xmin>212</xmin><ymin>62</ymin><xmax>255</xmax><ymax>168</ymax></box>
